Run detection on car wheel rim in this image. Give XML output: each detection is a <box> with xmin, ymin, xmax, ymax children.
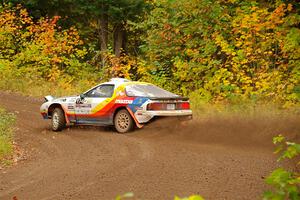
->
<box><xmin>52</xmin><ymin>112</ymin><xmax>59</xmax><ymax>129</ymax></box>
<box><xmin>117</xmin><ymin>113</ymin><xmax>130</xmax><ymax>130</ymax></box>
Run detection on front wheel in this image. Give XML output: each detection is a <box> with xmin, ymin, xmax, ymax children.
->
<box><xmin>114</xmin><ymin>109</ymin><xmax>134</xmax><ymax>133</ymax></box>
<box><xmin>51</xmin><ymin>108</ymin><xmax>66</xmax><ymax>131</ymax></box>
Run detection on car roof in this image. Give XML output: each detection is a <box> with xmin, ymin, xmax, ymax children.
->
<box><xmin>102</xmin><ymin>78</ymin><xmax>150</xmax><ymax>88</ymax></box>
<box><xmin>82</xmin><ymin>78</ymin><xmax>153</xmax><ymax>95</ymax></box>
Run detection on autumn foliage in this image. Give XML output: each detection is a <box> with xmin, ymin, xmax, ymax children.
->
<box><xmin>0</xmin><ymin>5</ymin><xmax>87</xmax><ymax>76</ymax></box>
<box><xmin>138</xmin><ymin>0</ymin><xmax>300</xmax><ymax>107</ymax></box>
<box><xmin>0</xmin><ymin>5</ymin><xmax>96</xmax><ymax>95</ymax></box>
<box><xmin>0</xmin><ymin>1</ymin><xmax>299</xmax><ymax>107</ymax></box>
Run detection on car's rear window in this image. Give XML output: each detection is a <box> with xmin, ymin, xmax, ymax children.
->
<box><xmin>125</xmin><ymin>84</ymin><xmax>179</xmax><ymax>98</ymax></box>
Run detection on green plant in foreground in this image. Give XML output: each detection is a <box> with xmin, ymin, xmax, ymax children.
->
<box><xmin>0</xmin><ymin>107</ymin><xmax>16</xmax><ymax>163</ymax></box>
<box><xmin>174</xmin><ymin>195</ymin><xmax>204</xmax><ymax>200</ymax></box>
<box><xmin>263</xmin><ymin>135</ymin><xmax>300</xmax><ymax>200</ymax></box>
<box><xmin>115</xmin><ymin>193</ymin><xmax>134</xmax><ymax>200</ymax></box>
<box><xmin>115</xmin><ymin>193</ymin><xmax>204</xmax><ymax>200</ymax></box>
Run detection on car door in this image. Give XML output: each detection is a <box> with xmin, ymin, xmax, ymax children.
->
<box><xmin>75</xmin><ymin>84</ymin><xmax>115</xmax><ymax>124</ymax></box>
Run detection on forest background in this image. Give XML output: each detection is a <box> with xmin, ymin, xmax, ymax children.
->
<box><xmin>0</xmin><ymin>0</ymin><xmax>299</xmax><ymax>110</ymax></box>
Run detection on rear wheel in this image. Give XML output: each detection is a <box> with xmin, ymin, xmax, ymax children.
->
<box><xmin>114</xmin><ymin>109</ymin><xmax>134</xmax><ymax>133</ymax></box>
<box><xmin>51</xmin><ymin>108</ymin><xmax>66</xmax><ymax>131</ymax></box>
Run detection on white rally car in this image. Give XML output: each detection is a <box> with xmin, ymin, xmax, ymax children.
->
<box><xmin>40</xmin><ymin>78</ymin><xmax>192</xmax><ymax>133</ymax></box>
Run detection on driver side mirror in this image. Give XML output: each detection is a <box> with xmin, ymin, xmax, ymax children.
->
<box><xmin>80</xmin><ymin>94</ymin><xmax>85</xmax><ymax>100</ymax></box>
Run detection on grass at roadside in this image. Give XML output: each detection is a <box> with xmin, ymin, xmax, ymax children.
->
<box><xmin>1</xmin><ymin>67</ymin><xmax>299</xmax><ymax>118</ymax></box>
<box><xmin>0</xmin><ymin>72</ymin><xmax>95</xmax><ymax>98</ymax></box>
<box><xmin>0</xmin><ymin>107</ymin><xmax>16</xmax><ymax>165</ymax></box>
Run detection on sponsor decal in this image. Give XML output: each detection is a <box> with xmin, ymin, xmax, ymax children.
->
<box><xmin>117</xmin><ymin>91</ymin><xmax>125</xmax><ymax>96</ymax></box>
<box><xmin>76</xmin><ymin>110</ymin><xmax>90</xmax><ymax>114</ymax></box>
<box><xmin>115</xmin><ymin>99</ymin><xmax>133</xmax><ymax>104</ymax></box>
<box><xmin>68</xmin><ymin>105</ymin><xmax>75</xmax><ymax>110</ymax></box>
<box><xmin>75</xmin><ymin>104</ymin><xmax>92</xmax><ymax>108</ymax></box>
<box><xmin>135</xmin><ymin>106</ymin><xmax>142</xmax><ymax>110</ymax></box>
<box><xmin>76</xmin><ymin>98</ymin><xmax>88</xmax><ymax>104</ymax></box>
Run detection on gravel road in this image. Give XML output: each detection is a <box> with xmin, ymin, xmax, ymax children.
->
<box><xmin>0</xmin><ymin>92</ymin><xmax>299</xmax><ymax>200</ymax></box>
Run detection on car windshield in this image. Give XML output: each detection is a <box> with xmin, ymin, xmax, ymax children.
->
<box><xmin>125</xmin><ymin>84</ymin><xmax>179</xmax><ymax>98</ymax></box>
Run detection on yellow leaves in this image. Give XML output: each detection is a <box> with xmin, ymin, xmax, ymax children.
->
<box><xmin>185</xmin><ymin>49</ymin><xmax>198</xmax><ymax>57</ymax></box>
<box><xmin>51</xmin><ymin>56</ymin><xmax>62</xmax><ymax>64</ymax></box>
<box><xmin>174</xmin><ymin>195</ymin><xmax>204</xmax><ymax>200</ymax></box>
<box><xmin>251</xmin><ymin>6</ymin><xmax>257</xmax><ymax>11</ymax></box>
<box><xmin>286</xmin><ymin>84</ymin><xmax>295</xmax><ymax>93</ymax></box>
<box><xmin>211</xmin><ymin>3</ymin><xmax>297</xmax><ymax>102</ymax></box>
<box><xmin>287</xmin><ymin>4</ymin><xmax>293</xmax><ymax>12</ymax></box>
<box><xmin>0</xmin><ymin>4</ymin><xmax>88</xmax><ymax>83</ymax></box>
<box><xmin>214</xmin><ymin>34</ymin><xmax>233</xmax><ymax>55</ymax></box>
<box><xmin>48</xmin><ymin>66</ymin><xmax>61</xmax><ymax>82</ymax></box>
<box><xmin>101</xmin><ymin>51</ymin><xmax>137</xmax><ymax>79</ymax></box>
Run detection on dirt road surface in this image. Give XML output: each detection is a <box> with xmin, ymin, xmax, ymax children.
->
<box><xmin>0</xmin><ymin>92</ymin><xmax>299</xmax><ymax>200</ymax></box>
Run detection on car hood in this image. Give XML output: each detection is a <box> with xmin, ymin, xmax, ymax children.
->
<box><xmin>45</xmin><ymin>95</ymin><xmax>78</xmax><ymax>103</ymax></box>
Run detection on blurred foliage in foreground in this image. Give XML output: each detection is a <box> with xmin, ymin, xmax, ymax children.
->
<box><xmin>0</xmin><ymin>108</ymin><xmax>15</xmax><ymax>164</ymax></box>
<box><xmin>115</xmin><ymin>193</ymin><xmax>204</xmax><ymax>200</ymax></box>
<box><xmin>0</xmin><ymin>1</ymin><xmax>299</xmax><ymax>108</ymax></box>
<box><xmin>263</xmin><ymin>135</ymin><xmax>300</xmax><ymax>200</ymax></box>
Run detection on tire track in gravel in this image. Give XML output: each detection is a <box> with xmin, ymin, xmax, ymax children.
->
<box><xmin>0</xmin><ymin>91</ymin><xmax>299</xmax><ymax>200</ymax></box>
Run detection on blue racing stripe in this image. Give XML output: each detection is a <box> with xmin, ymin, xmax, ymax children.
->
<box><xmin>127</xmin><ymin>97</ymin><xmax>149</xmax><ymax>113</ymax></box>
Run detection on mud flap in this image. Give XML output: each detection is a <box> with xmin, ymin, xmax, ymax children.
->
<box><xmin>126</xmin><ymin>107</ymin><xmax>144</xmax><ymax>129</ymax></box>
<box><xmin>61</xmin><ymin>106</ymin><xmax>70</xmax><ymax>125</ymax></box>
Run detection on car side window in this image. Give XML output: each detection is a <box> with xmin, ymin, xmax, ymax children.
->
<box><xmin>85</xmin><ymin>85</ymin><xmax>114</xmax><ymax>98</ymax></box>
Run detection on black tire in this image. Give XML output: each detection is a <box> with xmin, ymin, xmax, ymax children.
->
<box><xmin>114</xmin><ymin>109</ymin><xmax>134</xmax><ymax>133</ymax></box>
<box><xmin>51</xmin><ymin>108</ymin><xmax>66</xmax><ymax>131</ymax></box>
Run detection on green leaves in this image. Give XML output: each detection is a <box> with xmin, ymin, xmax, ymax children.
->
<box><xmin>266</xmin><ymin>168</ymin><xmax>293</xmax><ymax>187</ymax></box>
<box><xmin>264</xmin><ymin>168</ymin><xmax>300</xmax><ymax>200</ymax></box>
<box><xmin>264</xmin><ymin>135</ymin><xmax>300</xmax><ymax>200</ymax></box>
<box><xmin>283</xmin><ymin>143</ymin><xmax>300</xmax><ymax>160</ymax></box>
<box><xmin>273</xmin><ymin>135</ymin><xmax>285</xmax><ymax>145</ymax></box>
<box><xmin>139</xmin><ymin>0</ymin><xmax>224</xmax><ymax>96</ymax></box>
<box><xmin>273</xmin><ymin>134</ymin><xmax>300</xmax><ymax>161</ymax></box>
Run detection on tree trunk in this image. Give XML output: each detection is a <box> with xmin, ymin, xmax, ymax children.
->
<box><xmin>98</xmin><ymin>4</ymin><xmax>108</xmax><ymax>51</ymax></box>
<box><xmin>113</xmin><ymin>24</ymin><xmax>126</xmax><ymax>57</ymax></box>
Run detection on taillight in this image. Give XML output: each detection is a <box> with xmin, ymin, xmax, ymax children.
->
<box><xmin>147</xmin><ymin>103</ymin><xmax>166</xmax><ymax>110</ymax></box>
<box><xmin>177</xmin><ymin>102</ymin><xmax>190</xmax><ymax>110</ymax></box>
<box><xmin>147</xmin><ymin>102</ymin><xmax>190</xmax><ymax>110</ymax></box>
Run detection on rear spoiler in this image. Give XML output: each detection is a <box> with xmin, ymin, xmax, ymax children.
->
<box><xmin>149</xmin><ymin>97</ymin><xmax>189</xmax><ymax>101</ymax></box>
